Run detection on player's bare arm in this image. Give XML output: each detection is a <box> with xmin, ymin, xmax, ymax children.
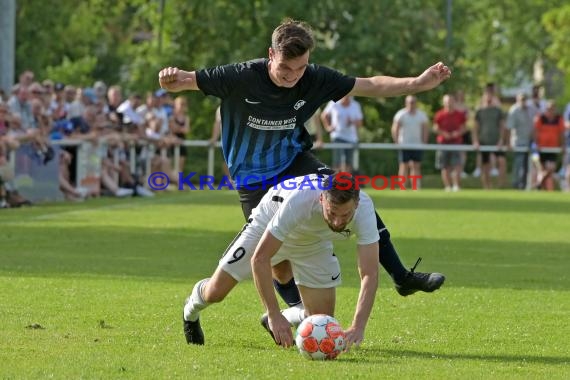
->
<box><xmin>344</xmin><ymin>242</ymin><xmax>379</xmax><ymax>351</ymax></box>
<box><xmin>251</xmin><ymin>231</ymin><xmax>294</xmax><ymax>348</ymax></box>
<box><xmin>158</xmin><ymin>67</ymin><xmax>199</xmax><ymax>92</ymax></box>
<box><xmin>391</xmin><ymin>120</ymin><xmax>400</xmax><ymax>143</ymax></box>
<box><xmin>349</xmin><ymin>62</ymin><xmax>452</xmax><ymax>98</ymax></box>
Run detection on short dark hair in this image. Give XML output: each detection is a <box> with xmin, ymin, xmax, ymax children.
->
<box><xmin>271</xmin><ymin>18</ymin><xmax>315</xmax><ymax>59</ymax></box>
<box><xmin>322</xmin><ymin>173</ymin><xmax>360</xmax><ymax>205</ymax></box>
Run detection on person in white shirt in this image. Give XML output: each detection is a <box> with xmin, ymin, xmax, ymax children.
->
<box><xmin>321</xmin><ymin>96</ymin><xmax>363</xmax><ymax>172</ymax></box>
<box><xmin>183</xmin><ymin>174</ymin><xmax>379</xmax><ymax>351</ymax></box>
<box><xmin>392</xmin><ymin>95</ymin><xmax>428</xmax><ymax>188</ymax></box>
<box><xmin>117</xmin><ymin>94</ymin><xmax>144</xmax><ymax>128</ymax></box>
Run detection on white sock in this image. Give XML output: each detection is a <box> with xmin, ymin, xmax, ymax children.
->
<box><xmin>183</xmin><ymin>278</ymin><xmax>210</xmax><ymax>322</ymax></box>
<box><xmin>281</xmin><ymin>305</ymin><xmax>305</xmax><ymax>327</ymax></box>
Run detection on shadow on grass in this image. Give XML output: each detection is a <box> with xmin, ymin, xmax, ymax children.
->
<box><xmin>352</xmin><ymin>348</ymin><xmax>570</xmax><ymax>366</ymax></box>
<box><xmin>1</xmin><ymin>225</ymin><xmax>569</xmax><ymax>291</ymax></box>
<box><xmin>156</xmin><ymin>191</ymin><xmax>569</xmax><ymax>215</ymax></box>
<box><xmin>368</xmin><ymin>194</ymin><xmax>570</xmax><ymax>215</ymax></box>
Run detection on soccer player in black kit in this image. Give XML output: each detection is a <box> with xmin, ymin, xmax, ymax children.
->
<box><xmin>159</xmin><ymin>18</ymin><xmax>451</xmax><ymax>345</ymax></box>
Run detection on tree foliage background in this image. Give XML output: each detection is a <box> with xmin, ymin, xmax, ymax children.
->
<box><xmin>14</xmin><ymin>0</ymin><xmax>570</xmax><ymax>145</ymax></box>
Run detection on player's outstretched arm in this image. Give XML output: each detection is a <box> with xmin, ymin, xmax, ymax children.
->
<box><xmin>344</xmin><ymin>242</ymin><xmax>379</xmax><ymax>351</ymax></box>
<box><xmin>349</xmin><ymin>62</ymin><xmax>451</xmax><ymax>98</ymax></box>
<box><xmin>251</xmin><ymin>231</ymin><xmax>293</xmax><ymax>348</ymax></box>
<box><xmin>158</xmin><ymin>67</ymin><xmax>199</xmax><ymax>92</ymax></box>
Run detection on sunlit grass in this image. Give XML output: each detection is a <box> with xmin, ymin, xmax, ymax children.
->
<box><xmin>1</xmin><ymin>190</ymin><xmax>569</xmax><ymax>379</ymax></box>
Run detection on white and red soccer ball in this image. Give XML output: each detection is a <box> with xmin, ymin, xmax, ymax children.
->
<box><xmin>295</xmin><ymin>314</ymin><xmax>346</xmax><ymax>360</ymax></box>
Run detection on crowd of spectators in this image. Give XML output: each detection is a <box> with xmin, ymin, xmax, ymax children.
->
<box><xmin>0</xmin><ymin>70</ymin><xmax>190</xmax><ymax>208</ymax></box>
<box><xmin>2</xmin><ymin>71</ymin><xmax>569</xmax><ymax>209</ymax></box>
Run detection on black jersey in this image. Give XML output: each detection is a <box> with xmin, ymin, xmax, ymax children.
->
<box><xmin>196</xmin><ymin>59</ymin><xmax>355</xmax><ymax>179</ymax></box>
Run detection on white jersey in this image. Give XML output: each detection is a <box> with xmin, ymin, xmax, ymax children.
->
<box><xmin>251</xmin><ymin>175</ymin><xmax>379</xmax><ymax>252</ymax></box>
<box><xmin>218</xmin><ymin>175</ymin><xmax>379</xmax><ymax>288</ymax></box>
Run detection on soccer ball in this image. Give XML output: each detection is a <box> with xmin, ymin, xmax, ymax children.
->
<box><xmin>295</xmin><ymin>314</ymin><xmax>346</xmax><ymax>360</ymax></box>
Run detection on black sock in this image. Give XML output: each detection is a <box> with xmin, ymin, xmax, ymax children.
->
<box><xmin>376</xmin><ymin>211</ymin><xmax>408</xmax><ymax>283</ymax></box>
<box><xmin>273</xmin><ymin>278</ymin><xmax>302</xmax><ymax>307</ymax></box>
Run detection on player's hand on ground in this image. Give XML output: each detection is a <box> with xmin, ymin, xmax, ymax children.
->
<box><xmin>158</xmin><ymin>67</ymin><xmax>193</xmax><ymax>92</ymax></box>
<box><xmin>343</xmin><ymin>326</ymin><xmax>364</xmax><ymax>351</ymax></box>
<box><xmin>268</xmin><ymin>314</ymin><xmax>294</xmax><ymax>348</ymax></box>
<box><xmin>416</xmin><ymin>62</ymin><xmax>452</xmax><ymax>91</ymax></box>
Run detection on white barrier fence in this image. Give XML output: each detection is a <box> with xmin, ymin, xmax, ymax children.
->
<box><xmin>158</xmin><ymin>140</ymin><xmax>563</xmax><ymax>177</ymax></box>
<box><xmin>8</xmin><ymin>139</ymin><xmax>564</xmax><ymax>201</ymax></box>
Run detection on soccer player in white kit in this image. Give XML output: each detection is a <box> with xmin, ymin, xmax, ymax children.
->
<box><xmin>183</xmin><ymin>174</ymin><xmax>379</xmax><ymax>349</ymax></box>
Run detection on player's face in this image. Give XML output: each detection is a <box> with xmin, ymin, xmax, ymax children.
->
<box><xmin>268</xmin><ymin>48</ymin><xmax>309</xmax><ymax>88</ymax></box>
<box><xmin>320</xmin><ymin>196</ymin><xmax>358</xmax><ymax>233</ymax></box>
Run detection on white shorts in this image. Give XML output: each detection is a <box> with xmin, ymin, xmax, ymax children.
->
<box><xmin>218</xmin><ymin>223</ymin><xmax>341</xmax><ymax>289</ymax></box>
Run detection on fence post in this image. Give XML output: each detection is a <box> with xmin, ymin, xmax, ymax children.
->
<box><xmin>207</xmin><ymin>144</ymin><xmax>215</xmax><ymax>178</ymax></box>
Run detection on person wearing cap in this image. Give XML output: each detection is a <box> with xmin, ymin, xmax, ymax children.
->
<box><xmin>93</xmin><ymin>81</ymin><xmax>107</xmax><ymax>102</ymax></box>
<box><xmin>68</xmin><ymin>88</ymin><xmax>93</xmax><ymax>119</ymax></box>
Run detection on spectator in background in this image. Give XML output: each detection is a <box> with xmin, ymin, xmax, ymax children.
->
<box><xmin>8</xmin><ymin>85</ymin><xmax>54</xmax><ymax>164</ymax></box>
<box><xmin>93</xmin><ymin>81</ymin><xmax>107</xmax><ymax>104</ymax></box>
<box><xmin>528</xmin><ymin>85</ymin><xmax>548</xmax><ymax>114</ymax></box>
<box><xmin>506</xmin><ymin>93</ymin><xmax>534</xmax><ymax>189</ymax></box>
<box><xmin>473</xmin><ymin>93</ymin><xmax>507</xmax><ymax>189</ymax></box>
<box><xmin>304</xmin><ymin>109</ymin><xmax>324</xmax><ymax>149</ymax></box>
<box><xmin>321</xmin><ymin>96</ymin><xmax>363</xmax><ymax>173</ymax></box>
<box><xmin>68</xmin><ymin>87</ymin><xmax>97</xmax><ymax>120</ymax></box>
<box><xmin>18</xmin><ymin>70</ymin><xmax>34</xmax><ymax>88</ymax></box>
<box><xmin>482</xmin><ymin>83</ymin><xmax>502</xmax><ymax>107</ymax></box>
<box><xmin>28</xmin><ymin>82</ymin><xmax>46</xmax><ymax>103</ymax></box>
<box><xmin>534</xmin><ymin>101</ymin><xmax>565</xmax><ymax>191</ymax></box>
<box><xmin>434</xmin><ymin>94</ymin><xmax>466</xmax><ymax>191</ymax></box>
<box><xmin>50</xmin><ymin>82</ymin><xmax>68</xmax><ymax>121</ymax></box>
<box><xmin>37</xmin><ymin>80</ymin><xmax>55</xmax><ymax>119</ymax></box>
<box><xmin>8</xmin><ymin>85</ymin><xmax>34</xmax><ymax>130</ymax></box>
<box><xmin>454</xmin><ymin>90</ymin><xmax>471</xmax><ymax>178</ymax></box>
<box><xmin>392</xmin><ymin>95</ymin><xmax>428</xmax><ymax>189</ymax></box>
<box><xmin>63</xmin><ymin>85</ymin><xmax>77</xmax><ymax>114</ymax></box>
<box><xmin>105</xmin><ymin>85</ymin><xmax>123</xmax><ymax>127</ymax></box>
<box><xmin>169</xmin><ymin>96</ymin><xmax>190</xmax><ymax>171</ymax></box>
<box><xmin>0</xmin><ymin>103</ymin><xmax>11</xmax><ymax>136</ymax></box>
<box><xmin>59</xmin><ymin>149</ymin><xmax>90</xmax><ymax>201</ymax></box>
<box><xmin>473</xmin><ymin>83</ymin><xmax>502</xmax><ymax>179</ymax></box>
<box><xmin>0</xmin><ymin>103</ymin><xmax>32</xmax><ymax>208</ymax></box>
<box><xmin>0</xmin><ymin>150</ymin><xmax>32</xmax><ymax>208</ymax></box>
<box><xmin>139</xmin><ymin>90</ymin><xmax>176</xmax><ymax>187</ymax></box>
<box><xmin>105</xmin><ymin>86</ymin><xmax>153</xmax><ymax>196</ymax></box>
<box><xmin>117</xmin><ymin>93</ymin><xmax>144</xmax><ymax>128</ymax></box>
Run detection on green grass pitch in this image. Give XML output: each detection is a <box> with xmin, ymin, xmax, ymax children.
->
<box><xmin>1</xmin><ymin>190</ymin><xmax>569</xmax><ymax>379</ymax></box>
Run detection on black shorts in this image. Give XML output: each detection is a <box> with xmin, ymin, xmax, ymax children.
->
<box><xmin>539</xmin><ymin>152</ymin><xmax>557</xmax><ymax>164</ymax></box>
<box><xmin>398</xmin><ymin>150</ymin><xmax>423</xmax><ymax>163</ymax></box>
<box><xmin>481</xmin><ymin>150</ymin><xmax>505</xmax><ymax>164</ymax></box>
<box><xmin>237</xmin><ymin>151</ymin><xmax>332</xmax><ymax>220</ymax></box>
